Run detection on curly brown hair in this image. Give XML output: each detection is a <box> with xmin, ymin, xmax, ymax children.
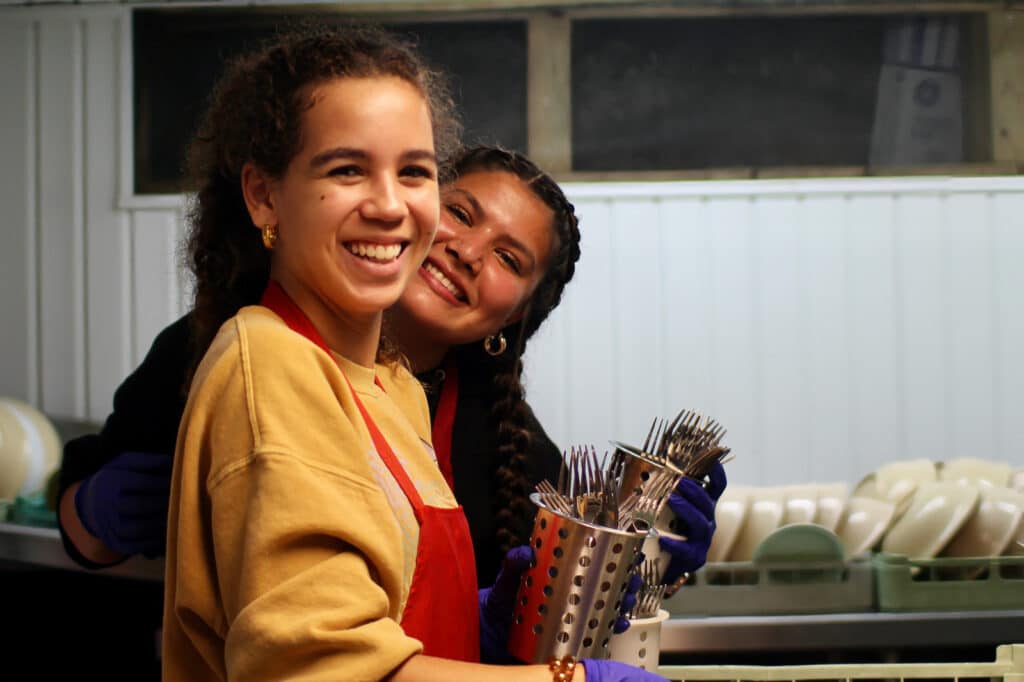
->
<box><xmin>183</xmin><ymin>22</ymin><xmax>460</xmax><ymax>381</ymax></box>
<box><xmin>449</xmin><ymin>146</ymin><xmax>582</xmax><ymax>553</ymax></box>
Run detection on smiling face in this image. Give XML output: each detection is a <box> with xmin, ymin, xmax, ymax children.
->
<box><xmin>243</xmin><ymin>75</ymin><xmax>439</xmax><ymax>361</ymax></box>
<box><xmin>392</xmin><ymin>169</ymin><xmax>556</xmax><ymax>364</ymax></box>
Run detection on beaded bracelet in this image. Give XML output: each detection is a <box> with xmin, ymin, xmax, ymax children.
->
<box><xmin>548</xmin><ymin>655</ymin><xmax>577</xmax><ymax>682</ymax></box>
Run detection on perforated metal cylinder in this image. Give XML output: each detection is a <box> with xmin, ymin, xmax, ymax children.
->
<box><xmin>508</xmin><ymin>494</ymin><xmax>646</xmax><ymax>663</ymax></box>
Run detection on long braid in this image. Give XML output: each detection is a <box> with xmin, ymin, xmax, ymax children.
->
<box><xmin>452</xmin><ymin>146</ymin><xmax>581</xmax><ymax>553</ymax></box>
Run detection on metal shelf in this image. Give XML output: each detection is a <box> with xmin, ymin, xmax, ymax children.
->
<box><xmin>663</xmin><ymin>609</ymin><xmax>1024</xmax><ymax>653</ymax></box>
<box><xmin>2</xmin><ymin>519</ymin><xmax>1020</xmax><ymax>655</ymax></box>
<box><xmin>0</xmin><ymin>521</ymin><xmax>164</xmax><ymax>581</ymax></box>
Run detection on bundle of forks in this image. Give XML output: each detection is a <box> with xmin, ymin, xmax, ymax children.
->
<box><xmin>614</xmin><ymin>408</ymin><xmax>732</xmax><ymax>481</ymax></box>
<box><xmin>537</xmin><ymin>445</ymin><xmax>679</xmax><ymax>533</ymax></box>
<box><xmin>534</xmin><ymin>409</ymin><xmax>732</xmax><ymax>535</ymax></box>
<box><xmin>630</xmin><ymin>559</ymin><xmax>669</xmax><ymax>619</ymax></box>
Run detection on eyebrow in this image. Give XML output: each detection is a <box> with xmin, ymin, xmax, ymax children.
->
<box><xmin>447</xmin><ymin>188</ymin><xmax>538</xmax><ymax>271</ymax></box>
<box><xmin>309</xmin><ymin>147</ymin><xmax>437</xmax><ymax>167</ymax></box>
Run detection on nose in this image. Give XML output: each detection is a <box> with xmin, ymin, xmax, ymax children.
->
<box><xmin>359</xmin><ymin>174</ymin><xmax>408</xmax><ymax>224</ymax></box>
<box><xmin>446</xmin><ymin>231</ymin><xmax>483</xmax><ymax>275</ymax></box>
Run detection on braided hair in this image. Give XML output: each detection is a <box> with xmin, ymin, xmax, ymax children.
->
<box><xmin>449</xmin><ymin>146</ymin><xmax>582</xmax><ymax>553</ymax></box>
<box><xmin>183</xmin><ymin>22</ymin><xmax>460</xmax><ymax>383</ymax></box>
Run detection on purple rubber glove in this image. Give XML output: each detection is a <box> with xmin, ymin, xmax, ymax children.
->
<box><xmin>479</xmin><ymin>545</ymin><xmax>534</xmax><ymax>663</ymax></box>
<box><xmin>581</xmin><ymin>658</ymin><xmax>669</xmax><ymax>681</ymax></box>
<box><xmin>612</xmin><ymin>571</ymin><xmax>644</xmax><ymax>634</ymax></box>
<box><xmin>74</xmin><ymin>451</ymin><xmax>173</xmax><ymax>558</ymax></box>
<box><xmin>659</xmin><ymin>461</ymin><xmax>727</xmax><ymax>585</ymax></box>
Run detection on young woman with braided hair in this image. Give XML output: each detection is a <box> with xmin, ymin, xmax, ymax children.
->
<box><xmin>387</xmin><ymin>145</ymin><xmax>583</xmax><ymax>587</ymax></box>
<box><xmin>389</xmin><ymin>146</ymin><xmax>723</xmax><ymax>592</ymax></box>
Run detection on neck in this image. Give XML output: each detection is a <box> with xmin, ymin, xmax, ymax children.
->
<box><xmin>386</xmin><ymin>310</ymin><xmax>451</xmax><ymax>373</ymax></box>
<box><xmin>272</xmin><ymin>273</ymin><xmax>382</xmax><ymax>368</ymax></box>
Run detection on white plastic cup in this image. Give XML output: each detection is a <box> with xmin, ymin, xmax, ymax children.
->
<box><xmin>607</xmin><ymin>608</ymin><xmax>670</xmax><ymax>671</ymax></box>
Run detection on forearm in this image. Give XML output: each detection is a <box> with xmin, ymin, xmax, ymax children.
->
<box><xmin>387</xmin><ymin>655</ymin><xmax>586</xmax><ymax>682</ymax></box>
<box><xmin>57</xmin><ymin>482</ymin><xmax>124</xmax><ymax>565</ymax></box>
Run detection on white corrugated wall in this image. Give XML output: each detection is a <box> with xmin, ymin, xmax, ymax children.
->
<box><xmin>528</xmin><ymin>180</ymin><xmax>1024</xmax><ymax>486</ymax></box>
<box><xmin>1</xmin><ymin>8</ymin><xmax>1022</xmax><ymax>487</ymax></box>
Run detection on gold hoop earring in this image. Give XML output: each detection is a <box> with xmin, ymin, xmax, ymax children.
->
<box><xmin>483</xmin><ymin>333</ymin><xmax>507</xmax><ymax>357</ymax></box>
<box><xmin>261</xmin><ymin>224</ymin><xmax>278</xmax><ymax>250</ymax></box>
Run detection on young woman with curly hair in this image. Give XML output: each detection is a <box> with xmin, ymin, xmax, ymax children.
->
<box><xmin>55</xmin><ymin>21</ymin><xmax>680</xmax><ymax>682</ymax></box>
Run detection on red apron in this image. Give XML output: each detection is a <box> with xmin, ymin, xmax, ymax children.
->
<box><xmin>260</xmin><ymin>281</ymin><xmax>480</xmax><ymax>662</ymax></box>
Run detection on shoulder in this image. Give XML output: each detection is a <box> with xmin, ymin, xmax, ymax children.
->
<box><xmin>183</xmin><ymin>307</ymin><xmax>369</xmax><ymax>477</ymax></box>
<box><xmin>199</xmin><ymin>306</ymin><xmax>331</xmax><ymax>380</ymax></box>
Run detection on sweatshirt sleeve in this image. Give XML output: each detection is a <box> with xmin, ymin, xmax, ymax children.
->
<box><xmin>212</xmin><ymin>454</ymin><xmax>422</xmax><ymax>681</ymax></box>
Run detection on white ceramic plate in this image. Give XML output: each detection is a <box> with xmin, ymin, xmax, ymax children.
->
<box><xmin>941</xmin><ymin>485</ymin><xmax>1024</xmax><ymax>558</ymax></box>
<box><xmin>940</xmin><ymin>457</ymin><xmax>1013</xmax><ymax>489</ymax></box>
<box><xmin>852</xmin><ymin>472</ymin><xmax>881</xmax><ymax>500</ymax></box>
<box><xmin>727</xmin><ymin>486</ymin><xmax>785</xmax><ymax>562</ymax></box>
<box><xmin>1004</xmin><ymin>517</ymin><xmax>1024</xmax><ymax>557</ymax></box>
<box><xmin>781</xmin><ymin>484</ymin><xmax>819</xmax><ymax>525</ymax></box>
<box><xmin>0</xmin><ymin>403</ymin><xmax>31</xmax><ymax>499</ymax></box>
<box><xmin>1011</xmin><ymin>469</ymin><xmax>1024</xmax><ymax>493</ymax></box>
<box><xmin>835</xmin><ymin>496</ymin><xmax>896</xmax><ymax>559</ymax></box>
<box><xmin>874</xmin><ymin>458</ymin><xmax>936</xmax><ymax>513</ymax></box>
<box><xmin>881</xmin><ymin>481</ymin><xmax>979</xmax><ymax>559</ymax></box>
<box><xmin>707</xmin><ymin>485</ymin><xmax>750</xmax><ymax>563</ymax></box>
<box><xmin>0</xmin><ymin>398</ymin><xmax>62</xmax><ymax>476</ymax></box>
<box><xmin>812</xmin><ymin>482</ymin><xmax>849</xmax><ymax>532</ymax></box>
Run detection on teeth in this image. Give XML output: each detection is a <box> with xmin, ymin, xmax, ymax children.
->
<box><xmin>424</xmin><ymin>262</ymin><xmax>464</xmax><ymax>300</ymax></box>
<box><xmin>347</xmin><ymin>242</ymin><xmax>402</xmax><ymax>262</ymax></box>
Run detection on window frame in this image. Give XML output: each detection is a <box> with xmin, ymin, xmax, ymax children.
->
<box><xmin>122</xmin><ymin>0</ymin><xmax>1023</xmax><ymax>202</ymax></box>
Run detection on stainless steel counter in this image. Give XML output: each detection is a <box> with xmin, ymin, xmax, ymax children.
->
<box><xmin>1</xmin><ymin>520</ymin><xmax>1020</xmax><ymax>657</ymax></box>
<box><xmin>0</xmin><ymin>521</ymin><xmax>164</xmax><ymax>581</ymax></box>
<box><xmin>662</xmin><ymin>609</ymin><xmax>1024</xmax><ymax>654</ymax></box>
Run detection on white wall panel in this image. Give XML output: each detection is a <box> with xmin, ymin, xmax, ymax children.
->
<box><xmin>845</xmin><ymin>196</ymin><xmax>903</xmax><ymax>479</ymax></box>
<box><xmin>526</xmin><ymin>180</ymin><xmax>1024</xmax><ymax>487</ymax></box>
<box><xmin>991</xmin><ymin>194</ymin><xmax>1024</xmax><ymax>461</ymax></box>
<box><xmin>559</xmin><ymin>198</ymin><xmax>617</xmax><ymax>450</ymax></box>
<box><xmin>945</xmin><ymin>193</ymin><xmax>998</xmax><ymax>460</ymax></box>
<box><xmin>896</xmin><ymin>194</ymin><xmax>948</xmax><ymax>463</ymax></box>
<box><xmin>0</xmin><ymin>18</ymin><xmax>36</xmax><ymax>405</ymax></box>
<box><xmin>83</xmin><ymin>15</ymin><xmax>130</xmax><ymax>422</ymax></box>
<box><xmin>37</xmin><ymin>18</ymin><xmax>86</xmax><ymax>418</ymax></box>
<box><xmin>610</xmin><ymin>198</ymin><xmax>665</xmax><ymax>448</ymax></box>
<box><xmin>796</xmin><ymin>196</ymin><xmax>852</xmax><ymax>483</ymax></box>
<box><xmin>130</xmin><ymin>210</ymin><xmax>182</xmax><ymax>369</ymax></box>
<box><xmin>659</xmin><ymin>197</ymin><xmax>715</xmax><ymax>425</ymax></box>
<box><xmin>753</xmin><ymin>196</ymin><xmax>806</xmax><ymax>485</ymax></box>
<box><xmin>707</xmin><ymin>197</ymin><xmax>761</xmax><ymax>484</ymax></box>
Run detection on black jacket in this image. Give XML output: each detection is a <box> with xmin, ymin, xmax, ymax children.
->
<box><xmin>59</xmin><ymin>314</ymin><xmax>563</xmax><ymax>585</ymax></box>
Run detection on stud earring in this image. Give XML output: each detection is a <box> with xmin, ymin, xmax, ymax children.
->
<box><xmin>483</xmin><ymin>333</ymin><xmax>507</xmax><ymax>357</ymax></box>
<box><xmin>261</xmin><ymin>224</ymin><xmax>278</xmax><ymax>250</ymax></box>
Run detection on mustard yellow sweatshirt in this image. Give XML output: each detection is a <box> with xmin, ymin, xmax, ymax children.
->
<box><xmin>162</xmin><ymin>306</ymin><xmax>459</xmax><ymax>681</ymax></box>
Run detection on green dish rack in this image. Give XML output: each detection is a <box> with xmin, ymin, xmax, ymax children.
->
<box><xmin>874</xmin><ymin>552</ymin><xmax>1024</xmax><ymax>611</ymax></box>
<box><xmin>663</xmin><ymin>558</ymin><xmax>874</xmax><ymax>617</ymax></box>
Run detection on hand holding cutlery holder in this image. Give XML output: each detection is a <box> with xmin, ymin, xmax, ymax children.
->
<box><xmin>509</xmin><ymin>408</ymin><xmax>733</xmax><ymax>664</ymax></box>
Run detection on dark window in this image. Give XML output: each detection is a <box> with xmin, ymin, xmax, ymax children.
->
<box><xmin>132</xmin><ymin>10</ymin><xmax>527</xmax><ymax>194</ymax></box>
<box><xmin>571</xmin><ymin>15</ymin><xmax>971</xmax><ymax>172</ymax></box>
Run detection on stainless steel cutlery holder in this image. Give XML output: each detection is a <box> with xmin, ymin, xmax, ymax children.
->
<box><xmin>508</xmin><ymin>493</ymin><xmax>646</xmax><ymax>663</ymax></box>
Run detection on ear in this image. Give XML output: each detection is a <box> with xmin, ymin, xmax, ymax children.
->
<box><xmin>241</xmin><ymin>162</ymin><xmax>278</xmax><ymax>230</ymax></box>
